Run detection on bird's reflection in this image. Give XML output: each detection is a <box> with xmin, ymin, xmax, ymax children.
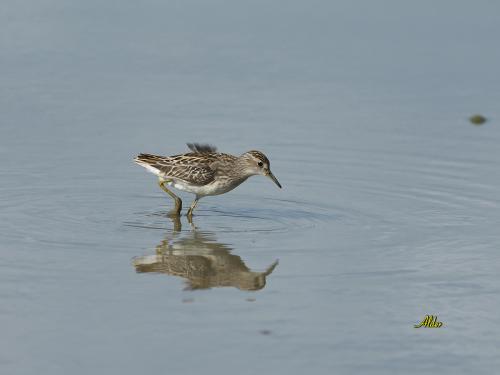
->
<box><xmin>132</xmin><ymin>217</ymin><xmax>278</xmax><ymax>291</ymax></box>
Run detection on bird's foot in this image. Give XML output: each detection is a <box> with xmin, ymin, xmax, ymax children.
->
<box><xmin>167</xmin><ymin>209</ymin><xmax>181</xmax><ymax>218</ymax></box>
<box><xmin>166</xmin><ymin>198</ymin><xmax>183</xmax><ymax>217</ymax></box>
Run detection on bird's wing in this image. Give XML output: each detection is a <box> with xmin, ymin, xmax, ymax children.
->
<box><xmin>135</xmin><ymin>153</ymin><xmax>216</xmax><ymax>185</ymax></box>
<box><xmin>165</xmin><ymin>163</ymin><xmax>215</xmax><ymax>185</ymax></box>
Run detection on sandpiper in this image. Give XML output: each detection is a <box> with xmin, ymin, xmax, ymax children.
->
<box><xmin>134</xmin><ymin>143</ymin><xmax>281</xmax><ymax>218</ymax></box>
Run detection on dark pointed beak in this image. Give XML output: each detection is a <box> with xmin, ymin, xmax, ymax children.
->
<box><xmin>267</xmin><ymin>171</ymin><xmax>282</xmax><ymax>188</ymax></box>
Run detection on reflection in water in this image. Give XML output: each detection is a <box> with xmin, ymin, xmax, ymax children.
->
<box><xmin>132</xmin><ymin>217</ymin><xmax>278</xmax><ymax>291</ymax></box>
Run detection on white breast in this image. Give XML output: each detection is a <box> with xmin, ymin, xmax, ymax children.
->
<box><xmin>167</xmin><ymin>177</ymin><xmax>247</xmax><ymax>197</ymax></box>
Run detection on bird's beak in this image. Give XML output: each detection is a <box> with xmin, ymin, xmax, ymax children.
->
<box><xmin>267</xmin><ymin>171</ymin><xmax>282</xmax><ymax>188</ymax></box>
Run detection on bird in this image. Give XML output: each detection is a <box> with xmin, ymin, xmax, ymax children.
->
<box><xmin>134</xmin><ymin>143</ymin><xmax>281</xmax><ymax>218</ymax></box>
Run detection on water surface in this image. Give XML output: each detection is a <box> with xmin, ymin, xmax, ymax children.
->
<box><xmin>1</xmin><ymin>1</ymin><xmax>500</xmax><ymax>374</ymax></box>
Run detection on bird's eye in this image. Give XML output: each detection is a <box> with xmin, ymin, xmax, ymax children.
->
<box><xmin>258</xmin><ymin>161</ymin><xmax>263</xmax><ymax>167</ymax></box>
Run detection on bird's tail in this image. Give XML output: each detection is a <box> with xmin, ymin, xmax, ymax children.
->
<box><xmin>134</xmin><ymin>153</ymin><xmax>163</xmax><ymax>176</ymax></box>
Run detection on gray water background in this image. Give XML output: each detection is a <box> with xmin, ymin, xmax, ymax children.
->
<box><xmin>1</xmin><ymin>1</ymin><xmax>500</xmax><ymax>374</ymax></box>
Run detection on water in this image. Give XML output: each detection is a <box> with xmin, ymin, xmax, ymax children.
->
<box><xmin>1</xmin><ymin>1</ymin><xmax>500</xmax><ymax>374</ymax></box>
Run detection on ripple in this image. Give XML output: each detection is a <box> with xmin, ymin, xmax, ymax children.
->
<box><xmin>124</xmin><ymin>195</ymin><xmax>339</xmax><ymax>234</ymax></box>
<box><xmin>328</xmin><ymin>145</ymin><xmax>500</xmax><ymax>224</ymax></box>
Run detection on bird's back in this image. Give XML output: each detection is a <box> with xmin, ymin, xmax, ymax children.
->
<box><xmin>134</xmin><ymin>142</ymin><xmax>239</xmax><ymax>187</ymax></box>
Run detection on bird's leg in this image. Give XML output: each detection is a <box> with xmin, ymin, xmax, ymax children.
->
<box><xmin>170</xmin><ymin>216</ymin><xmax>182</xmax><ymax>232</ymax></box>
<box><xmin>158</xmin><ymin>179</ymin><xmax>182</xmax><ymax>216</ymax></box>
<box><xmin>186</xmin><ymin>197</ymin><xmax>199</xmax><ymax>220</ymax></box>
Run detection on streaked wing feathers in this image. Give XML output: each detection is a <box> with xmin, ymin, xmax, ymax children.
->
<box><xmin>135</xmin><ymin>153</ymin><xmax>215</xmax><ymax>185</ymax></box>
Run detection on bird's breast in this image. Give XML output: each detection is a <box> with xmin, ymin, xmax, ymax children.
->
<box><xmin>168</xmin><ymin>177</ymin><xmax>248</xmax><ymax>196</ymax></box>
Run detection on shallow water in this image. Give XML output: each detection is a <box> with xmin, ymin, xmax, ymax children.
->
<box><xmin>2</xmin><ymin>1</ymin><xmax>500</xmax><ymax>374</ymax></box>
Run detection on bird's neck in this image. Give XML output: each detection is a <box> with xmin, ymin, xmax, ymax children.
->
<box><xmin>232</xmin><ymin>156</ymin><xmax>255</xmax><ymax>178</ymax></box>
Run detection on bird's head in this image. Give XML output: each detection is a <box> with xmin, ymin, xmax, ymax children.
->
<box><xmin>240</xmin><ymin>150</ymin><xmax>282</xmax><ymax>188</ymax></box>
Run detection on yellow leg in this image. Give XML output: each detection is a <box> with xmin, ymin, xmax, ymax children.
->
<box><xmin>186</xmin><ymin>197</ymin><xmax>199</xmax><ymax>219</ymax></box>
<box><xmin>170</xmin><ymin>216</ymin><xmax>182</xmax><ymax>232</ymax></box>
<box><xmin>158</xmin><ymin>180</ymin><xmax>182</xmax><ymax>216</ymax></box>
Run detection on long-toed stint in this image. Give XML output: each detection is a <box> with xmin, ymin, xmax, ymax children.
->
<box><xmin>134</xmin><ymin>143</ymin><xmax>282</xmax><ymax>218</ymax></box>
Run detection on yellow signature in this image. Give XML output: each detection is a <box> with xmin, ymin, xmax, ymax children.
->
<box><xmin>414</xmin><ymin>315</ymin><xmax>443</xmax><ymax>328</ymax></box>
